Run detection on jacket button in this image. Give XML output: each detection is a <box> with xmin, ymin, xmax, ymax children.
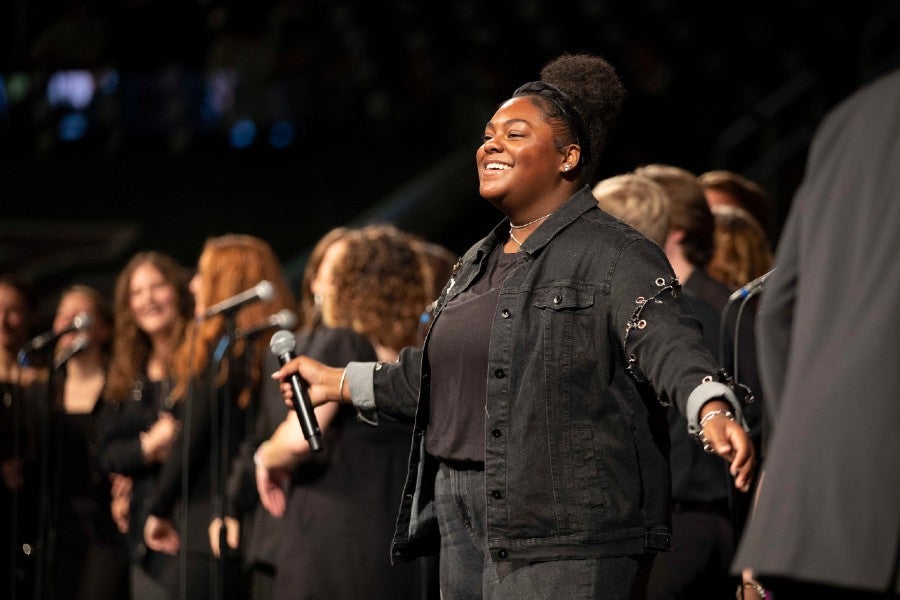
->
<box><xmin>491</xmin><ymin>428</ymin><xmax>502</xmax><ymax>438</ymax></box>
<box><xmin>500</xmin><ymin>308</ymin><xmax>511</xmax><ymax>318</ymax></box>
<box><xmin>491</xmin><ymin>489</ymin><xmax>503</xmax><ymax>499</ymax></box>
<box><xmin>494</xmin><ymin>369</ymin><xmax>505</xmax><ymax>379</ymax></box>
<box><xmin>497</xmin><ymin>549</ymin><xmax>508</xmax><ymax>559</ymax></box>
<box><xmin>553</xmin><ymin>294</ymin><xmax>562</xmax><ymax>304</ymax></box>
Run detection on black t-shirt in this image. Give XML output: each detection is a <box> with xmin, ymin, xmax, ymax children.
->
<box><xmin>425</xmin><ymin>245</ymin><xmax>523</xmax><ymax>462</ymax></box>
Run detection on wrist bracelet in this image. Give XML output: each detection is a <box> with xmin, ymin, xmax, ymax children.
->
<box><xmin>338</xmin><ymin>367</ymin><xmax>349</xmax><ymax>405</ymax></box>
<box><xmin>253</xmin><ymin>442</ymin><xmax>268</xmax><ymax>469</ymax></box>
<box><xmin>699</xmin><ymin>409</ymin><xmax>735</xmax><ymax>429</ymax></box>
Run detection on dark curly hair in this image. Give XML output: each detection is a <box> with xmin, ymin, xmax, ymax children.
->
<box><xmin>513</xmin><ymin>53</ymin><xmax>625</xmax><ymax>184</ymax></box>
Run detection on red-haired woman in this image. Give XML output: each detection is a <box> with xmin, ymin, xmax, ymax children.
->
<box><xmin>143</xmin><ymin>235</ymin><xmax>294</xmax><ymax>600</ymax></box>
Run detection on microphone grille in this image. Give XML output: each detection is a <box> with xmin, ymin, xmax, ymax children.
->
<box><xmin>73</xmin><ymin>312</ymin><xmax>93</xmax><ymax>330</ymax></box>
<box><xmin>268</xmin><ymin>329</ymin><xmax>296</xmax><ymax>357</ymax></box>
<box><xmin>275</xmin><ymin>309</ymin><xmax>298</xmax><ymax>330</ymax></box>
<box><xmin>256</xmin><ymin>280</ymin><xmax>275</xmax><ymax>302</ymax></box>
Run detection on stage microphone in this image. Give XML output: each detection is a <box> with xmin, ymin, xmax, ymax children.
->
<box><xmin>728</xmin><ymin>268</ymin><xmax>776</xmax><ymax>302</ymax></box>
<box><xmin>52</xmin><ymin>334</ymin><xmax>89</xmax><ymax>370</ymax></box>
<box><xmin>204</xmin><ymin>280</ymin><xmax>274</xmax><ymax>320</ymax></box>
<box><xmin>20</xmin><ymin>311</ymin><xmax>92</xmax><ymax>356</ymax></box>
<box><xmin>269</xmin><ymin>329</ymin><xmax>322</xmax><ymax>453</ymax></box>
<box><xmin>235</xmin><ymin>309</ymin><xmax>298</xmax><ymax>339</ymax></box>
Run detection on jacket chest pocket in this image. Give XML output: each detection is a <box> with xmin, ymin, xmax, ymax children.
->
<box><xmin>532</xmin><ymin>285</ymin><xmax>596</xmax><ymax>384</ymax></box>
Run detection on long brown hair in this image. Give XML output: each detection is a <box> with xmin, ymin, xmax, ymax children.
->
<box><xmin>105</xmin><ymin>252</ymin><xmax>193</xmax><ymax>402</ymax></box>
<box><xmin>171</xmin><ymin>235</ymin><xmax>295</xmax><ymax>407</ymax></box>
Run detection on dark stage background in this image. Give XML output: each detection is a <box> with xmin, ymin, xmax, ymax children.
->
<box><xmin>1</xmin><ymin>0</ymin><xmax>898</xmax><ymax>326</ymax></box>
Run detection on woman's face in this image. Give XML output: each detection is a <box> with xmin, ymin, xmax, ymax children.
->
<box><xmin>476</xmin><ymin>96</ymin><xmax>566</xmax><ymax>211</ymax></box>
<box><xmin>311</xmin><ymin>240</ymin><xmax>346</xmax><ymax>327</ymax></box>
<box><xmin>0</xmin><ymin>284</ymin><xmax>30</xmax><ymax>354</ymax></box>
<box><xmin>54</xmin><ymin>290</ymin><xmax>107</xmax><ymax>352</ymax></box>
<box><xmin>129</xmin><ymin>263</ymin><xmax>179</xmax><ymax>338</ymax></box>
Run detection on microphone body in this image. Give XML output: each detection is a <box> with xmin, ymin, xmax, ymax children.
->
<box><xmin>53</xmin><ymin>334</ymin><xmax>89</xmax><ymax>370</ymax></box>
<box><xmin>728</xmin><ymin>268</ymin><xmax>776</xmax><ymax>302</ymax></box>
<box><xmin>269</xmin><ymin>330</ymin><xmax>322</xmax><ymax>453</ymax></box>
<box><xmin>19</xmin><ymin>312</ymin><xmax>92</xmax><ymax>364</ymax></box>
<box><xmin>204</xmin><ymin>280</ymin><xmax>274</xmax><ymax>320</ymax></box>
<box><xmin>235</xmin><ymin>309</ymin><xmax>298</xmax><ymax>339</ymax></box>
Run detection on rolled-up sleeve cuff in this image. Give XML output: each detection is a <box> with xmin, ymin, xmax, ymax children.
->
<box><xmin>685</xmin><ymin>381</ymin><xmax>746</xmax><ymax>434</ymax></box>
<box><xmin>345</xmin><ymin>361</ymin><xmax>378</xmax><ymax>426</ymax></box>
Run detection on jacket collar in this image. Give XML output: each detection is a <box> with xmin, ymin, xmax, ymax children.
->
<box><xmin>487</xmin><ymin>185</ymin><xmax>598</xmax><ymax>257</ymax></box>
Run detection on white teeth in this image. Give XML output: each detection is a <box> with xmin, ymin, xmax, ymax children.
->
<box><xmin>486</xmin><ymin>163</ymin><xmax>511</xmax><ymax>170</ymax></box>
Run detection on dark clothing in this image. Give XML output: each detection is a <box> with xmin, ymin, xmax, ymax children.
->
<box><xmin>435</xmin><ymin>461</ymin><xmax>654</xmax><ymax>599</ymax></box>
<box><xmin>1</xmin><ymin>378</ymin><xmax>43</xmax><ymax>600</ymax></box>
<box><xmin>426</xmin><ymin>246</ymin><xmax>523</xmax><ymax>462</ymax></box>
<box><xmin>372</xmin><ymin>188</ymin><xmax>744</xmax><ymax>565</ymax></box>
<box><xmin>733</xmin><ymin>67</ymin><xmax>900</xmax><ymax>595</ymax></box>
<box><xmin>645</xmin><ymin>290</ymin><xmax>743</xmax><ymax>600</ymax></box>
<box><xmin>147</xmin><ymin>346</ymin><xmax>249</xmax><ymax>600</ymax></box>
<box><xmin>38</xmin><ymin>375</ymin><xmax>129</xmax><ymax>600</ymax></box>
<box><xmin>97</xmin><ymin>376</ymin><xmax>177</xmax><ymax>585</ymax></box>
<box><xmin>273</xmin><ymin>327</ymin><xmax>434</xmax><ymax>600</ymax></box>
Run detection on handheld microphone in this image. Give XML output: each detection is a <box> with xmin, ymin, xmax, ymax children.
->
<box><xmin>204</xmin><ymin>280</ymin><xmax>274</xmax><ymax>320</ymax></box>
<box><xmin>235</xmin><ymin>309</ymin><xmax>298</xmax><ymax>339</ymax></box>
<box><xmin>52</xmin><ymin>334</ymin><xmax>89</xmax><ymax>370</ymax></box>
<box><xmin>20</xmin><ymin>312</ymin><xmax>92</xmax><ymax>357</ymax></box>
<box><xmin>269</xmin><ymin>329</ymin><xmax>322</xmax><ymax>453</ymax></box>
<box><xmin>728</xmin><ymin>268</ymin><xmax>776</xmax><ymax>302</ymax></box>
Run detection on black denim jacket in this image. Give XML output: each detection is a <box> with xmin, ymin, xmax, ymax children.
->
<box><xmin>357</xmin><ymin>187</ymin><xmax>742</xmax><ymax>565</ymax></box>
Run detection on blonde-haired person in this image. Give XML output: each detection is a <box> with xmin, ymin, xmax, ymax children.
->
<box><xmin>97</xmin><ymin>251</ymin><xmax>193</xmax><ymax>600</ymax></box>
<box><xmin>707</xmin><ymin>205</ymin><xmax>773</xmax><ymax>291</ymax></box>
<box><xmin>593</xmin><ymin>173</ymin><xmax>670</xmax><ymax>246</ymax></box>
<box><xmin>143</xmin><ymin>234</ymin><xmax>294</xmax><ymax>600</ymax></box>
<box><xmin>255</xmin><ymin>224</ymin><xmax>435</xmax><ymax>600</ymax></box>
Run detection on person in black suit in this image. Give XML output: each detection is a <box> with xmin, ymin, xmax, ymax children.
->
<box><xmin>733</xmin><ymin>67</ymin><xmax>900</xmax><ymax>600</ymax></box>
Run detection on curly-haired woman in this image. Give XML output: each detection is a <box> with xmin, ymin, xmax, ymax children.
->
<box><xmin>254</xmin><ymin>224</ymin><xmax>436</xmax><ymax>600</ymax></box>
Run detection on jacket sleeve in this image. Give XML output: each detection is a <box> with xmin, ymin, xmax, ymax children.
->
<box><xmin>609</xmin><ymin>238</ymin><xmax>743</xmax><ymax>432</ymax></box>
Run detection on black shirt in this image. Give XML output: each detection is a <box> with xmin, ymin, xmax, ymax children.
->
<box><xmin>425</xmin><ymin>245</ymin><xmax>522</xmax><ymax>461</ymax></box>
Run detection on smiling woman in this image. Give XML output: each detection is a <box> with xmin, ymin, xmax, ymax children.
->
<box><xmin>97</xmin><ymin>251</ymin><xmax>194</xmax><ymax>600</ymax></box>
<box><xmin>270</xmin><ymin>53</ymin><xmax>757</xmax><ymax>600</ymax></box>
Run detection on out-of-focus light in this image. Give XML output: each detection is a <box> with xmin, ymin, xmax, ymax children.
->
<box><xmin>47</xmin><ymin>71</ymin><xmax>95</xmax><ymax>110</ymax></box>
<box><xmin>58</xmin><ymin>112</ymin><xmax>88</xmax><ymax>141</ymax></box>
<box><xmin>97</xmin><ymin>70</ymin><xmax>119</xmax><ymax>95</ymax></box>
<box><xmin>268</xmin><ymin>120</ymin><xmax>295</xmax><ymax>149</ymax></box>
<box><xmin>229</xmin><ymin>118</ymin><xmax>256</xmax><ymax>148</ymax></box>
<box><xmin>202</xmin><ymin>69</ymin><xmax>238</xmax><ymax>125</ymax></box>
<box><xmin>0</xmin><ymin>76</ymin><xmax>8</xmax><ymax>120</ymax></box>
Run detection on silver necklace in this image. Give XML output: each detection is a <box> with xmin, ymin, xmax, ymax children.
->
<box><xmin>509</xmin><ymin>210</ymin><xmax>553</xmax><ymax>248</ymax></box>
<box><xmin>509</xmin><ymin>212</ymin><xmax>553</xmax><ymax>229</ymax></box>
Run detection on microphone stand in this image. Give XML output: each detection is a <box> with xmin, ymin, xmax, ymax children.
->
<box><xmin>210</xmin><ymin>314</ymin><xmax>236</xmax><ymax>600</ymax></box>
<box><xmin>32</xmin><ymin>350</ymin><xmax>63</xmax><ymax>600</ymax></box>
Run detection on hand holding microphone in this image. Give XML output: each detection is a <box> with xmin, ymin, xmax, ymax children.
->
<box><xmin>269</xmin><ymin>330</ymin><xmax>322</xmax><ymax>453</ymax></box>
